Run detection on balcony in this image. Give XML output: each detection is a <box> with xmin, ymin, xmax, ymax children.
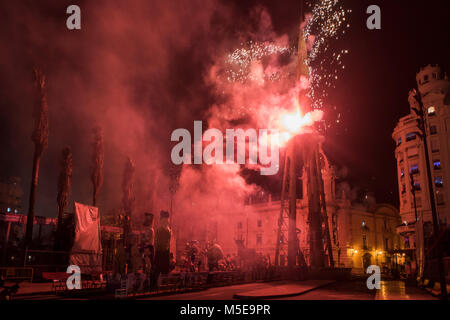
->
<box><xmin>396</xmin><ymin>223</ymin><xmax>416</xmax><ymax>235</ymax></box>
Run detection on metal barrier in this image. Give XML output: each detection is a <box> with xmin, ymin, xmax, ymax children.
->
<box><xmin>0</xmin><ymin>267</ymin><xmax>34</xmax><ymax>282</ymax></box>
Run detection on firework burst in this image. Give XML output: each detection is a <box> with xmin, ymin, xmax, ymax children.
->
<box><xmin>225</xmin><ymin>40</ymin><xmax>293</xmax><ymax>84</ymax></box>
<box><xmin>304</xmin><ymin>0</ymin><xmax>352</xmax><ymax>113</ymax></box>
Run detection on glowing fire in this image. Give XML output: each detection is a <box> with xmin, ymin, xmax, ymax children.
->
<box><xmin>276</xmin><ymin>106</ymin><xmax>323</xmax><ymax>146</ymax></box>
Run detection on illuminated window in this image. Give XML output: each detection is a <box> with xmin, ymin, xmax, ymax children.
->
<box><xmin>401</xmin><ymin>169</ymin><xmax>405</xmax><ymax>178</ymax></box>
<box><xmin>406</xmin><ymin>133</ymin><xmax>417</xmax><ymax>142</ymax></box>
<box><xmin>428</xmin><ymin>106</ymin><xmax>436</xmax><ymax>116</ymax></box>
<box><xmin>430</xmin><ymin>125</ymin><xmax>438</xmax><ymax>135</ymax></box>
<box><xmin>362</xmin><ymin>221</ymin><xmax>366</xmax><ymax>227</ymax></box>
<box><xmin>14</xmin><ymin>209</ymin><xmax>18</xmax><ymax>214</ymax></box>
<box><xmin>404</xmin><ymin>237</ymin><xmax>410</xmax><ymax>249</ymax></box>
<box><xmin>397</xmin><ymin>138</ymin><xmax>402</xmax><ymax>146</ymax></box>
<box><xmin>7</xmin><ymin>207</ymin><xmax>11</xmax><ymax>213</ymax></box>
<box><xmin>410</xmin><ymin>165</ymin><xmax>419</xmax><ymax>175</ymax></box>
<box><xmin>433</xmin><ymin>161</ymin><xmax>441</xmax><ymax>170</ymax></box>
<box><xmin>435</xmin><ymin>177</ymin><xmax>443</xmax><ymax>188</ymax></box>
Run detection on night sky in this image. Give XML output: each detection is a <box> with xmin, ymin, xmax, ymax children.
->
<box><xmin>1</xmin><ymin>0</ymin><xmax>450</xmax><ymax>217</ymax></box>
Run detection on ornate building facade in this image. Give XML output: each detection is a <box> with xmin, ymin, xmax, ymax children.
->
<box><xmin>392</xmin><ymin>65</ymin><xmax>450</xmax><ymax>251</ymax></box>
<box><xmin>236</xmin><ymin>153</ymin><xmax>402</xmax><ymax>273</ymax></box>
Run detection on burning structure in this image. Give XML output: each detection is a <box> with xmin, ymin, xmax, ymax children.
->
<box><xmin>168</xmin><ymin>2</ymin><xmax>402</xmax><ymax>274</ymax></box>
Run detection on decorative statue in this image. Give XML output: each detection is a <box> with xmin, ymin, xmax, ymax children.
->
<box><xmin>153</xmin><ymin>210</ymin><xmax>172</xmax><ymax>276</ymax></box>
<box><xmin>142</xmin><ymin>212</ymin><xmax>155</xmax><ymax>274</ymax></box>
<box><xmin>207</xmin><ymin>241</ymin><xmax>224</xmax><ymax>271</ymax></box>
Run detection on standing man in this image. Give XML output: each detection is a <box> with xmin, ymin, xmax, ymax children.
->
<box><xmin>152</xmin><ymin>211</ymin><xmax>171</xmax><ymax>288</ymax></box>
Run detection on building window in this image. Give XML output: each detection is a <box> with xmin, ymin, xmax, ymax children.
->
<box><xmin>362</xmin><ymin>235</ymin><xmax>367</xmax><ymax>249</ymax></box>
<box><xmin>257</xmin><ymin>220</ymin><xmax>262</xmax><ymax>228</ymax></box>
<box><xmin>404</xmin><ymin>237</ymin><xmax>410</xmax><ymax>249</ymax></box>
<box><xmin>436</xmin><ymin>191</ymin><xmax>445</xmax><ymax>205</ymax></box>
<box><xmin>424</xmin><ymin>75</ymin><xmax>429</xmax><ymax>82</ymax></box>
<box><xmin>430</xmin><ymin>125</ymin><xmax>438</xmax><ymax>135</ymax></box>
<box><xmin>397</xmin><ymin>138</ymin><xmax>402</xmax><ymax>146</ymax></box>
<box><xmin>362</xmin><ymin>221</ymin><xmax>366</xmax><ymax>227</ymax></box>
<box><xmin>410</xmin><ymin>164</ymin><xmax>419</xmax><ymax>175</ymax></box>
<box><xmin>401</xmin><ymin>169</ymin><xmax>405</xmax><ymax>178</ymax></box>
<box><xmin>428</xmin><ymin>106</ymin><xmax>436</xmax><ymax>116</ymax></box>
<box><xmin>413</xmin><ymin>181</ymin><xmax>421</xmax><ymax>191</ymax></box>
<box><xmin>7</xmin><ymin>207</ymin><xmax>11</xmax><ymax>213</ymax></box>
<box><xmin>256</xmin><ymin>234</ymin><xmax>262</xmax><ymax>245</ymax></box>
<box><xmin>237</xmin><ymin>222</ymin><xmax>243</xmax><ymax>229</ymax></box>
<box><xmin>435</xmin><ymin>177</ymin><xmax>443</xmax><ymax>188</ymax></box>
<box><xmin>415</xmin><ymin>197</ymin><xmax>422</xmax><ymax>208</ymax></box>
<box><xmin>401</xmin><ymin>184</ymin><xmax>406</xmax><ymax>194</ymax></box>
<box><xmin>433</xmin><ymin>160</ymin><xmax>441</xmax><ymax>170</ymax></box>
<box><xmin>384</xmin><ymin>238</ymin><xmax>389</xmax><ymax>251</ymax></box>
<box><xmin>14</xmin><ymin>209</ymin><xmax>18</xmax><ymax>214</ymax></box>
<box><xmin>430</xmin><ymin>140</ymin><xmax>439</xmax><ymax>153</ymax></box>
<box><xmin>406</xmin><ymin>133</ymin><xmax>417</xmax><ymax>142</ymax></box>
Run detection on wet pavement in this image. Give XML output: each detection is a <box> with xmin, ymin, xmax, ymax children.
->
<box><xmin>375</xmin><ymin>281</ymin><xmax>436</xmax><ymax>300</ymax></box>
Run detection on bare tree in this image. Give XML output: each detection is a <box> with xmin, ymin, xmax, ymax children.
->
<box><xmin>55</xmin><ymin>147</ymin><xmax>73</xmax><ymax>250</ymax></box>
<box><xmin>90</xmin><ymin>126</ymin><xmax>104</xmax><ymax>207</ymax></box>
<box><xmin>122</xmin><ymin>157</ymin><xmax>135</xmax><ymax>253</ymax></box>
<box><xmin>25</xmin><ymin>69</ymin><xmax>49</xmax><ymax>248</ymax></box>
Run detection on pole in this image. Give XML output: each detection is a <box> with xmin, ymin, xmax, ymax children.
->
<box><xmin>412</xmin><ymin>90</ymin><xmax>447</xmax><ymax>300</ymax></box>
<box><xmin>275</xmin><ymin>141</ymin><xmax>291</xmax><ymax>266</ymax></box>
<box><xmin>287</xmin><ymin>139</ymin><xmax>298</xmax><ymax>268</ymax></box>
<box><xmin>410</xmin><ymin>172</ymin><xmax>419</xmax><ymax>223</ymax></box>
<box><xmin>315</xmin><ymin>147</ymin><xmax>334</xmax><ymax>267</ymax></box>
<box><xmin>25</xmin><ymin>152</ymin><xmax>40</xmax><ymax>249</ymax></box>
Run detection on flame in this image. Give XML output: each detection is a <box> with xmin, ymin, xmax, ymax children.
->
<box><xmin>276</xmin><ymin>105</ymin><xmax>323</xmax><ymax>147</ymax></box>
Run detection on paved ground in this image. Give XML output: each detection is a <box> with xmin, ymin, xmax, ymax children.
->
<box><xmin>4</xmin><ymin>281</ymin><xmax>53</xmax><ymax>296</ymax></box>
<box><xmin>273</xmin><ymin>280</ymin><xmax>436</xmax><ymax>300</ymax></box>
<box><xmin>9</xmin><ymin>279</ymin><xmax>436</xmax><ymax>300</ymax></box>
<box><xmin>144</xmin><ymin>280</ymin><xmax>333</xmax><ymax>300</ymax></box>
<box><xmin>375</xmin><ymin>281</ymin><xmax>436</xmax><ymax>300</ymax></box>
<box><xmin>144</xmin><ymin>280</ymin><xmax>436</xmax><ymax>300</ymax></box>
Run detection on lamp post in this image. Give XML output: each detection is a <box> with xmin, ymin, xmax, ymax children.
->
<box><xmin>411</xmin><ymin>89</ymin><xmax>447</xmax><ymax>300</ymax></box>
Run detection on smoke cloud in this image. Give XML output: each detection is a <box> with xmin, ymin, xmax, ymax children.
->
<box><xmin>0</xmin><ymin>1</ymin><xmax>304</xmax><ymax>232</ymax></box>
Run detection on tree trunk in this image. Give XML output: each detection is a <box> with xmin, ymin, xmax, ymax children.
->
<box><xmin>25</xmin><ymin>151</ymin><xmax>40</xmax><ymax>248</ymax></box>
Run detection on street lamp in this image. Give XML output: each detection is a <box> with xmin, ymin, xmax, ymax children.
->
<box><xmin>411</xmin><ymin>89</ymin><xmax>447</xmax><ymax>300</ymax></box>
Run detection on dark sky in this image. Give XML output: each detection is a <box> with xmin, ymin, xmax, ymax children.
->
<box><xmin>1</xmin><ymin>0</ymin><xmax>450</xmax><ymax>217</ymax></box>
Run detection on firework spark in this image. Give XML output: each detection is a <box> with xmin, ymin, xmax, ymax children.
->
<box><xmin>304</xmin><ymin>0</ymin><xmax>352</xmax><ymax>112</ymax></box>
<box><xmin>226</xmin><ymin>40</ymin><xmax>293</xmax><ymax>83</ymax></box>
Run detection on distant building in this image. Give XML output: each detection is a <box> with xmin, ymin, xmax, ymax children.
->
<box><xmin>392</xmin><ymin>65</ymin><xmax>450</xmax><ymax>250</ymax></box>
<box><xmin>236</xmin><ymin>153</ymin><xmax>402</xmax><ymax>274</ymax></box>
<box><xmin>0</xmin><ymin>177</ymin><xmax>23</xmax><ymax>214</ymax></box>
<box><xmin>172</xmin><ymin>151</ymin><xmax>402</xmax><ymax>273</ymax></box>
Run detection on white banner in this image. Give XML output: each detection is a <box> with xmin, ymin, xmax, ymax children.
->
<box><xmin>69</xmin><ymin>202</ymin><xmax>102</xmax><ymax>275</ymax></box>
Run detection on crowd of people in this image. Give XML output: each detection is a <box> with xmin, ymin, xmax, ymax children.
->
<box><xmin>107</xmin><ymin>210</ymin><xmax>276</xmax><ymax>294</ymax></box>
